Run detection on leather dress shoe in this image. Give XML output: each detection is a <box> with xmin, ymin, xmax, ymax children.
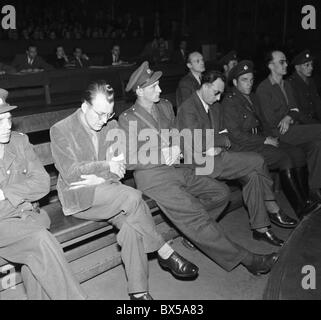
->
<box><xmin>253</xmin><ymin>229</ymin><xmax>284</xmax><ymax>247</ymax></box>
<box><xmin>181</xmin><ymin>238</ymin><xmax>197</xmax><ymax>251</ymax></box>
<box><xmin>268</xmin><ymin>209</ymin><xmax>297</xmax><ymax>229</ymax></box>
<box><xmin>158</xmin><ymin>252</ymin><xmax>199</xmax><ymax>279</ymax></box>
<box><xmin>130</xmin><ymin>293</ymin><xmax>153</xmax><ymax>300</ymax></box>
<box><xmin>242</xmin><ymin>252</ymin><xmax>279</xmax><ymax>275</ymax></box>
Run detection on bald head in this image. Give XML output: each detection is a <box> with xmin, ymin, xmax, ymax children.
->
<box><xmin>187</xmin><ymin>52</ymin><xmax>205</xmax><ymax>74</ymax></box>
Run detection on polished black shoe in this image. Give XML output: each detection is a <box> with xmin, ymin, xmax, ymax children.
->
<box><xmin>181</xmin><ymin>238</ymin><xmax>197</xmax><ymax>251</ymax></box>
<box><xmin>268</xmin><ymin>210</ymin><xmax>297</xmax><ymax>229</ymax></box>
<box><xmin>130</xmin><ymin>293</ymin><xmax>154</xmax><ymax>300</ymax></box>
<box><xmin>253</xmin><ymin>229</ymin><xmax>284</xmax><ymax>247</ymax></box>
<box><xmin>158</xmin><ymin>252</ymin><xmax>199</xmax><ymax>279</ymax></box>
<box><xmin>242</xmin><ymin>252</ymin><xmax>279</xmax><ymax>275</ymax></box>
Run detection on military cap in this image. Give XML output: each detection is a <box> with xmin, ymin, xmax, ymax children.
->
<box><xmin>228</xmin><ymin>60</ymin><xmax>254</xmax><ymax>82</ymax></box>
<box><xmin>0</xmin><ymin>89</ymin><xmax>17</xmax><ymax>114</ymax></box>
<box><xmin>220</xmin><ymin>50</ymin><xmax>238</xmax><ymax>65</ymax></box>
<box><xmin>291</xmin><ymin>49</ymin><xmax>313</xmax><ymax>66</ymax></box>
<box><xmin>125</xmin><ymin>61</ymin><xmax>162</xmax><ymax>92</ymax></box>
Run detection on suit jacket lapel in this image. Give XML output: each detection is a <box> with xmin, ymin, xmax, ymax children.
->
<box><xmin>71</xmin><ymin>110</ymin><xmax>97</xmax><ymax>159</ymax></box>
<box><xmin>193</xmin><ymin>93</ymin><xmax>211</xmax><ymax>128</ymax></box>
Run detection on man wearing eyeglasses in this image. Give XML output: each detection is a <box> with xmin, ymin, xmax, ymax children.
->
<box><xmin>177</xmin><ymin>70</ymin><xmax>293</xmax><ymax>246</ymax></box>
<box><xmin>288</xmin><ymin>50</ymin><xmax>321</xmax><ymax>124</ymax></box>
<box><xmin>50</xmin><ymin>81</ymin><xmax>199</xmax><ymax>300</ymax></box>
<box><xmin>256</xmin><ymin>50</ymin><xmax>321</xmax><ymax>203</ymax></box>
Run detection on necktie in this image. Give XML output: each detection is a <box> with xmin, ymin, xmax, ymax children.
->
<box><xmin>78</xmin><ymin>57</ymin><xmax>83</xmax><ymax>67</ymax></box>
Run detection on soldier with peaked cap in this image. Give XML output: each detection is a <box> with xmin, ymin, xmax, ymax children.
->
<box><xmin>288</xmin><ymin>50</ymin><xmax>321</xmax><ymax>124</ymax></box>
<box><xmin>50</xmin><ymin>80</ymin><xmax>198</xmax><ymax>301</ymax></box>
<box><xmin>177</xmin><ymin>67</ymin><xmax>298</xmax><ymax>248</ymax></box>
<box><xmin>0</xmin><ymin>89</ymin><xmax>87</xmax><ymax>300</ymax></box>
<box><xmin>222</xmin><ymin>60</ymin><xmax>318</xmax><ymax>220</ymax></box>
<box><xmin>256</xmin><ymin>50</ymin><xmax>321</xmax><ymax>205</ymax></box>
<box><xmin>220</xmin><ymin>50</ymin><xmax>238</xmax><ymax>81</ymax></box>
<box><xmin>119</xmin><ymin>61</ymin><xmax>279</xmax><ymax>279</ymax></box>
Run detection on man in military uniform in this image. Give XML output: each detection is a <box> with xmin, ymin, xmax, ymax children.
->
<box><xmin>288</xmin><ymin>50</ymin><xmax>321</xmax><ymax>124</ymax></box>
<box><xmin>256</xmin><ymin>50</ymin><xmax>321</xmax><ymax>203</ymax></box>
<box><xmin>50</xmin><ymin>81</ymin><xmax>198</xmax><ymax>301</ymax></box>
<box><xmin>119</xmin><ymin>61</ymin><xmax>279</xmax><ymax>278</ymax></box>
<box><xmin>220</xmin><ymin>50</ymin><xmax>238</xmax><ymax>86</ymax></box>
<box><xmin>176</xmin><ymin>52</ymin><xmax>205</xmax><ymax>107</ymax></box>
<box><xmin>0</xmin><ymin>89</ymin><xmax>86</xmax><ymax>300</ymax></box>
<box><xmin>222</xmin><ymin>61</ymin><xmax>317</xmax><ymax>219</ymax></box>
<box><xmin>177</xmin><ymin>69</ymin><xmax>296</xmax><ymax>248</ymax></box>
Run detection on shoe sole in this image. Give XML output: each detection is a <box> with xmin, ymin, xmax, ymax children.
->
<box><xmin>270</xmin><ymin>220</ymin><xmax>297</xmax><ymax>229</ymax></box>
<box><xmin>159</xmin><ymin>263</ymin><xmax>199</xmax><ymax>279</ymax></box>
<box><xmin>253</xmin><ymin>235</ymin><xmax>284</xmax><ymax>247</ymax></box>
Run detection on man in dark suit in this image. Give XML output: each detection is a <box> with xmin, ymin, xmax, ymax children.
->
<box><xmin>177</xmin><ymin>70</ymin><xmax>297</xmax><ymax>246</ymax></box>
<box><xmin>103</xmin><ymin>44</ymin><xmax>124</xmax><ymax>66</ymax></box>
<box><xmin>70</xmin><ymin>47</ymin><xmax>90</xmax><ymax>68</ymax></box>
<box><xmin>222</xmin><ymin>60</ymin><xmax>318</xmax><ymax>219</ymax></box>
<box><xmin>12</xmin><ymin>45</ymin><xmax>53</xmax><ymax>72</ymax></box>
<box><xmin>256</xmin><ymin>50</ymin><xmax>321</xmax><ymax>203</ymax></box>
<box><xmin>176</xmin><ymin>51</ymin><xmax>205</xmax><ymax>107</ymax></box>
<box><xmin>288</xmin><ymin>50</ymin><xmax>321</xmax><ymax>124</ymax></box>
<box><xmin>50</xmin><ymin>81</ymin><xmax>198</xmax><ymax>300</ymax></box>
<box><xmin>119</xmin><ymin>61</ymin><xmax>279</xmax><ymax>277</ymax></box>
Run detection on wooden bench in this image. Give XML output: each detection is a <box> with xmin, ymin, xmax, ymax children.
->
<box><xmin>0</xmin><ymin>108</ymin><xmax>244</xmax><ymax>299</ymax></box>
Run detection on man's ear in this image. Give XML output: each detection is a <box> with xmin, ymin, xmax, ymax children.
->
<box><xmin>187</xmin><ymin>62</ymin><xmax>192</xmax><ymax>70</ymax></box>
<box><xmin>233</xmin><ymin>79</ymin><xmax>237</xmax><ymax>87</ymax></box>
<box><xmin>136</xmin><ymin>88</ymin><xmax>143</xmax><ymax>97</ymax></box>
<box><xmin>223</xmin><ymin>65</ymin><xmax>228</xmax><ymax>72</ymax></box>
<box><xmin>295</xmin><ymin>65</ymin><xmax>300</xmax><ymax>73</ymax></box>
<box><xmin>81</xmin><ymin>101</ymin><xmax>89</xmax><ymax>113</ymax></box>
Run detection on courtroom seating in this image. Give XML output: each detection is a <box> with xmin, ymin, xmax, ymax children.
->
<box><xmin>0</xmin><ymin>108</ymin><xmax>244</xmax><ymax>298</ymax></box>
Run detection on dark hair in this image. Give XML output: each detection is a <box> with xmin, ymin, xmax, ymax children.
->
<box><xmin>82</xmin><ymin>80</ymin><xmax>114</xmax><ymax>105</ymax></box>
<box><xmin>264</xmin><ymin>49</ymin><xmax>283</xmax><ymax>67</ymax></box>
<box><xmin>201</xmin><ymin>70</ymin><xmax>226</xmax><ymax>86</ymax></box>
<box><xmin>73</xmin><ymin>47</ymin><xmax>82</xmax><ymax>53</ymax></box>
<box><xmin>27</xmin><ymin>43</ymin><xmax>37</xmax><ymax>50</ymax></box>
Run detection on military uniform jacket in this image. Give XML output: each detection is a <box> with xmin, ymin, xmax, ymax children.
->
<box><xmin>50</xmin><ymin>109</ymin><xmax>121</xmax><ymax>216</ymax></box>
<box><xmin>176</xmin><ymin>72</ymin><xmax>201</xmax><ymax>107</ymax></box>
<box><xmin>288</xmin><ymin>71</ymin><xmax>321</xmax><ymax>123</ymax></box>
<box><xmin>0</xmin><ymin>132</ymin><xmax>50</xmax><ymax>221</ymax></box>
<box><xmin>118</xmin><ymin>99</ymin><xmax>181</xmax><ymax>191</ymax></box>
<box><xmin>256</xmin><ymin>77</ymin><xmax>302</xmax><ymax>134</ymax></box>
<box><xmin>222</xmin><ymin>87</ymin><xmax>271</xmax><ymax>152</ymax></box>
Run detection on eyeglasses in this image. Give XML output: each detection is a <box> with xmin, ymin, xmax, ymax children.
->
<box><xmin>91</xmin><ymin>108</ymin><xmax>115</xmax><ymax>121</ymax></box>
<box><xmin>275</xmin><ymin>59</ymin><xmax>288</xmax><ymax>66</ymax></box>
<box><xmin>214</xmin><ymin>90</ymin><xmax>223</xmax><ymax>97</ymax></box>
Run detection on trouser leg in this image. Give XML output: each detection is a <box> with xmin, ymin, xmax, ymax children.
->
<box><xmin>215</xmin><ymin>152</ymin><xmax>272</xmax><ymax>229</ymax></box>
<box><xmin>140</xmin><ymin>170</ymin><xmax>248</xmax><ymax>272</ymax></box>
<box><xmin>280</xmin><ymin>124</ymin><xmax>321</xmax><ymax>189</ymax></box>
<box><xmin>0</xmin><ymin>225</ymin><xmax>86</xmax><ymax>300</ymax></box>
<box><xmin>75</xmin><ymin>184</ymin><xmax>165</xmax><ymax>294</ymax></box>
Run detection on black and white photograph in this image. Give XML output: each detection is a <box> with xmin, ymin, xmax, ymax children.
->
<box><xmin>0</xmin><ymin>0</ymin><xmax>320</xmax><ymax>306</ymax></box>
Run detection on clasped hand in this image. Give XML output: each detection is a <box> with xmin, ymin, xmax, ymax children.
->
<box><xmin>162</xmin><ymin>145</ymin><xmax>181</xmax><ymax>166</ymax></box>
<box><xmin>278</xmin><ymin>116</ymin><xmax>292</xmax><ymax>135</ymax></box>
